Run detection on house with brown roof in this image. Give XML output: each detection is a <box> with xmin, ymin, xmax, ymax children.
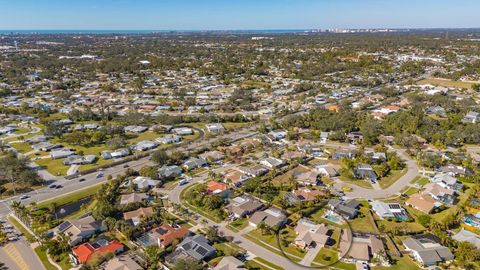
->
<box><xmin>103</xmin><ymin>255</ymin><xmax>142</xmax><ymax>270</ymax></box>
<box><xmin>292</xmin><ymin>188</ymin><xmax>326</xmax><ymax>202</ymax></box>
<box><xmin>339</xmin><ymin>230</ymin><xmax>385</xmax><ymax>263</ymax></box>
<box><xmin>227</xmin><ymin>195</ymin><xmax>264</xmax><ymax>219</ymax></box>
<box><xmin>249</xmin><ymin>208</ymin><xmax>287</xmax><ymax>228</ymax></box>
<box><xmin>119</xmin><ymin>193</ymin><xmax>148</xmax><ymax>205</ymax></box>
<box><xmin>224</xmin><ymin>169</ymin><xmax>251</xmax><ymax>187</ymax></box>
<box><xmin>206</xmin><ymin>181</ymin><xmax>230</xmax><ymax>198</ymax></box>
<box><xmin>292</xmin><ymin>165</ymin><xmax>321</xmax><ymax>186</ymax></box>
<box><xmin>123</xmin><ymin>207</ymin><xmax>154</xmax><ymax>226</ymax></box>
<box><xmin>293</xmin><ymin>219</ymin><xmax>330</xmax><ymax>249</ymax></box>
<box><xmin>405</xmin><ymin>193</ymin><xmax>437</xmax><ymax>214</ymax></box>
<box><xmin>137</xmin><ymin>224</ymin><xmax>190</xmax><ymax>248</ymax></box>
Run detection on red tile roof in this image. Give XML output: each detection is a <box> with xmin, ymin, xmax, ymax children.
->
<box><xmin>73</xmin><ymin>240</ymin><xmax>124</xmax><ymax>264</ymax></box>
<box><xmin>207</xmin><ymin>181</ymin><xmax>228</xmax><ymax>194</ymax></box>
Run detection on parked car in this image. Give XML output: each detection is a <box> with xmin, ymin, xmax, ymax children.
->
<box><xmin>48</xmin><ymin>184</ymin><xmax>57</xmax><ymax>188</ymax></box>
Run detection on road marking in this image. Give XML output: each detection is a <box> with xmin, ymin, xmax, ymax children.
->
<box><xmin>3</xmin><ymin>243</ymin><xmax>30</xmax><ymax>270</ymax></box>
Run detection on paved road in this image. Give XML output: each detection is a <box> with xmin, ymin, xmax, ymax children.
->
<box><xmin>0</xmin><ymin>219</ymin><xmax>45</xmax><ymax>270</ymax></box>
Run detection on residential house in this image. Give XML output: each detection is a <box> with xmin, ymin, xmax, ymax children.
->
<box><xmin>346</xmin><ymin>132</ymin><xmax>363</xmax><ymax>144</ymax></box>
<box><xmin>260</xmin><ymin>157</ymin><xmax>284</xmax><ymax>169</ymax></box>
<box><xmin>183</xmin><ymin>157</ymin><xmax>208</xmax><ymax>170</ymax></box>
<box><xmin>422</xmin><ymin>183</ymin><xmax>456</xmax><ymax>205</ymax></box>
<box><xmin>462</xmin><ymin>111</ymin><xmax>480</xmax><ymax>124</ymax></box>
<box><xmin>213</xmin><ymin>256</ymin><xmax>245</xmax><ymax>270</ymax></box>
<box><xmin>101</xmin><ymin>148</ymin><xmax>130</xmax><ymax>160</ymax></box>
<box><xmin>123</xmin><ymin>207</ymin><xmax>154</xmax><ymax>226</ymax></box>
<box><xmin>130</xmin><ymin>140</ymin><xmax>158</xmax><ymax>151</ymax></box>
<box><xmin>131</xmin><ymin>176</ymin><xmax>161</xmax><ymax>190</ymax></box>
<box><xmin>206</xmin><ymin>181</ymin><xmax>230</xmax><ymax>198</ymax></box>
<box><xmin>31</xmin><ymin>141</ymin><xmax>62</xmax><ymax>152</ymax></box>
<box><xmin>328</xmin><ymin>199</ymin><xmax>360</xmax><ymax>219</ymax></box>
<box><xmin>155</xmin><ymin>134</ymin><xmax>181</xmax><ymax>144</ymax></box>
<box><xmin>403</xmin><ymin>234</ymin><xmax>454</xmax><ymax>266</ymax></box>
<box><xmin>158</xmin><ymin>165</ymin><xmax>183</xmax><ymax>180</ymax></box>
<box><xmin>315</xmin><ymin>163</ymin><xmax>339</xmax><ymax>178</ymax></box>
<box><xmin>119</xmin><ymin>193</ymin><xmax>148</xmax><ymax>205</ymax></box>
<box><xmin>124</xmin><ymin>125</ymin><xmax>148</xmax><ymax>133</ymax></box>
<box><xmin>426</xmin><ymin>106</ymin><xmax>447</xmax><ymax>117</ymax></box>
<box><xmin>224</xmin><ymin>169</ymin><xmax>251</xmax><ymax>187</ymax></box>
<box><xmin>0</xmin><ymin>126</ymin><xmax>16</xmax><ymax>135</ymax></box>
<box><xmin>172</xmin><ymin>127</ymin><xmax>193</xmax><ymax>135</ymax></box>
<box><xmin>103</xmin><ymin>255</ymin><xmax>142</xmax><ymax>270</ymax></box>
<box><xmin>354</xmin><ymin>164</ymin><xmax>378</xmax><ymax>182</ymax></box>
<box><xmin>339</xmin><ymin>230</ymin><xmax>385</xmax><ymax>263</ymax></box>
<box><xmin>405</xmin><ymin>193</ymin><xmax>437</xmax><ymax>214</ymax></box>
<box><xmin>452</xmin><ymin>229</ymin><xmax>480</xmax><ymax>249</ymax></box>
<box><xmin>267</xmin><ymin>130</ymin><xmax>287</xmax><ymax>142</ymax></box>
<box><xmin>199</xmin><ymin>150</ymin><xmax>225</xmax><ymax>162</ymax></box>
<box><xmin>439</xmin><ymin>164</ymin><xmax>471</xmax><ymax>177</ymax></box>
<box><xmin>26</xmin><ymin>135</ymin><xmax>50</xmax><ymax>144</ymax></box>
<box><xmin>281</xmin><ymin>151</ymin><xmax>307</xmax><ymax>161</ymax></box>
<box><xmin>370</xmin><ymin>200</ymin><xmax>409</xmax><ymax>221</ymax></box>
<box><xmin>63</xmin><ymin>155</ymin><xmax>97</xmax><ymax>165</ymax></box>
<box><xmin>292</xmin><ymin>165</ymin><xmax>321</xmax><ymax>186</ymax></box>
<box><xmin>286</xmin><ymin>188</ymin><xmax>326</xmax><ymax>205</ymax></box>
<box><xmin>430</xmin><ymin>173</ymin><xmax>462</xmax><ymax>192</ymax></box>
<box><xmin>249</xmin><ymin>208</ymin><xmax>287</xmax><ymax>228</ymax></box>
<box><xmin>72</xmin><ymin>239</ymin><xmax>124</xmax><ymax>265</ymax></box>
<box><xmin>332</xmin><ymin>148</ymin><xmax>357</xmax><ymax>160</ymax></box>
<box><xmin>227</xmin><ymin>195</ymin><xmax>264</xmax><ymax>219</ymax></box>
<box><xmin>50</xmin><ymin>149</ymin><xmax>75</xmax><ymax>159</ymax></box>
<box><xmin>205</xmin><ymin>123</ymin><xmax>224</xmax><ymax>132</ymax></box>
<box><xmin>137</xmin><ymin>224</ymin><xmax>190</xmax><ymax>248</ymax></box>
<box><xmin>166</xmin><ymin>235</ymin><xmax>216</xmax><ymax>264</ymax></box>
<box><xmin>293</xmin><ymin>219</ymin><xmax>330</xmax><ymax>249</ymax></box>
<box><xmin>53</xmin><ymin>215</ymin><xmax>104</xmax><ymax>246</ymax></box>
<box><xmin>320</xmin><ymin>132</ymin><xmax>330</xmax><ymax>144</ymax></box>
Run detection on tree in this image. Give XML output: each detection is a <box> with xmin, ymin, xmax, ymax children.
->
<box><xmin>417</xmin><ymin>215</ymin><xmax>432</xmax><ymax>228</ymax></box>
<box><xmin>144</xmin><ymin>246</ymin><xmax>161</xmax><ymax>269</ymax></box>
<box><xmin>152</xmin><ymin>150</ymin><xmax>170</xmax><ymax>166</ymax></box>
<box><xmin>174</xmin><ymin>258</ymin><xmax>203</xmax><ymax>270</ymax></box>
<box><xmin>139</xmin><ymin>166</ymin><xmax>158</xmax><ymax>179</ymax></box>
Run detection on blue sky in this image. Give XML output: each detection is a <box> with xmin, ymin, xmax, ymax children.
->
<box><xmin>0</xmin><ymin>0</ymin><xmax>479</xmax><ymax>30</ymax></box>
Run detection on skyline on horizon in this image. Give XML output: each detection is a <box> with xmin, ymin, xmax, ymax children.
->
<box><xmin>0</xmin><ymin>0</ymin><xmax>479</xmax><ymax>31</ymax></box>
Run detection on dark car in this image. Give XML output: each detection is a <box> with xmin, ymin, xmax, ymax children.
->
<box><xmin>79</xmin><ymin>178</ymin><xmax>86</xmax><ymax>182</ymax></box>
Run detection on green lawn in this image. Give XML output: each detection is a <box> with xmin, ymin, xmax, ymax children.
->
<box><xmin>413</xmin><ymin>177</ymin><xmax>429</xmax><ymax>186</ymax></box>
<box><xmin>249</xmin><ymin>257</ymin><xmax>284</xmax><ymax>270</ymax></box>
<box><xmin>227</xmin><ymin>218</ymin><xmax>249</xmax><ymax>232</ymax></box>
<box><xmin>311</xmin><ymin>248</ymin><xmax>355</xmax><ymax>270</ymax></box>
<box><xmin>245</xmin><ymin>228</ymin><xmax>306</xmax><ymax>261</ymax></box>
<box><xmin>14</xmin><ymin>127</ymin><xmax>31</xmax><ymax>134</ymax></box>
<box><xmin>10</xmin><ymin>142</ymin><xmax>33</xmax><ymax>153</ymax></box>
<box><xmin>379</xmin><ymin>169</ymin><xmax>407</xmax><ymax>189</ymax></box>
<box><xmin>417</xmin><ymin>78</ymin><xmax>476</xmax><ymax>89</ymax></box>
<box><xmin>126</xmin><ymin>131</ymin><xmax>163</xmax><ymax>144</ymax></box>
<box><xmin>8</xmin><ymin>216</ymin><xmax>36</xmax><ymax>242</ymax></box>
<box><xmin>35</xmin><ymin>158</ymin><xmax>69</xmax><ymax>176</ymax></box>
<box><xmin>34</xmin><ymin>246</ymin><xmax>58</xmax><ymax>270</ymax></box>
<box><xmin>349</xmin><ymin>207</ymin><xmax>377</xmax><ymax>234</ymax></box>
<box><xmin>373</xmin><ymin>256</ymin><xmax>421</xmax><ymax>270</ymax></box>
<box><xmin>338</xmin><ymin>175</ymin><xmax>373</xmax><ymax>189</ymax></box>
<box><xmin>376</xmin><ymin>219</ymin><xmax>426</xmax><ymax>234</ymax></box>
<box><xmin>35</xmin><ymin>184</ymin><xmax>100</xmax><ymax>209</ymax></box>
<box><xmin>431</xmin><ymin>188</ymin><xmax>471</xmax><ymax>223</ymax></box>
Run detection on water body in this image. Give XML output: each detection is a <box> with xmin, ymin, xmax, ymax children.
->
<box><xmin>0</xmin><ymin>29</ymin><xmax>310</xmax><ymax>35</ymax></box>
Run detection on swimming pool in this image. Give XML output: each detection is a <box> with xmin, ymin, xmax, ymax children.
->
<box><xmin>324</xmin><ymin>215</ymin><xmax>341</xmax><ymax>223</ymax></box>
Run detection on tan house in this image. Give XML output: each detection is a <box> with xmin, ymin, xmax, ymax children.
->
<box><xmin>405</xmin><ymin>194</ymin><xmax>436</xmax><ymax>214</ymax></box>
<box><xmin>123</xmin><ymin>207</ymin><xmax>154</xmax><ymax>226</ymax></box>
<box><xmin>294</xmin><ymin>219</ymin><xmax>330</xmax><ymax>249</ymax></box>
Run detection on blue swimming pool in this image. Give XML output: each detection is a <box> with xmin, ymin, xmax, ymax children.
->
<box><xmin>324</xmin><ymin>215</ymin><xmax>341</xmax><ymax>223</ymax></box>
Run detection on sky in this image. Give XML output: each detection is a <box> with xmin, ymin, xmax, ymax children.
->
<box><xmin>0</xmin><ymin>0</ymin><xmax>479</xmax><ymax>30</ymax></box>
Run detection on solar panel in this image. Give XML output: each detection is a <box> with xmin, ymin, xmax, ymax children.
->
<box><xmin>57</xmin><ymin>221</ymin><xmax>71</xmax><ymax>232</ymax></box>
<box><xmin>196</xmin><ymin>246</ymin><xmax>208</xmax><ymax>256</ymax></box>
